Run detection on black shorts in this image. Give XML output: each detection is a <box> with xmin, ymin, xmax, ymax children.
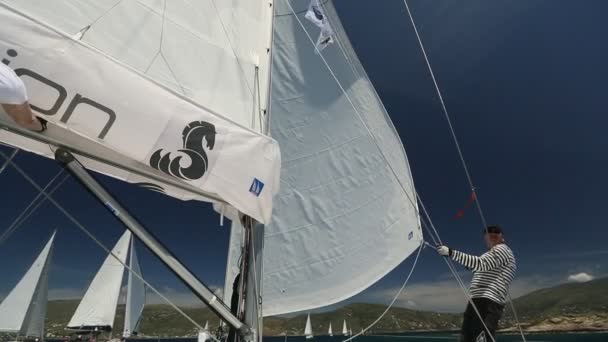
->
<box><xmin>460</xmin><ymin>297</ymin><xmax>504</xmax><ymax>342</ymax></box>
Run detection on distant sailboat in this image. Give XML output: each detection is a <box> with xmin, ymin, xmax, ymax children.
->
<box><xmin>304</xmin><ymin>314</ymin><xmax>313</xmax><ymax>339</ymax></box>
<box><xmin>0</xmin><ymin>232</ymin><xmax>55</xmax><ymax>341</ymax></box>
<box><xmin>123</xmin><ymin>236</ymin><xmax>145</xmax><ymax>338</ymax></box>
<box><xmin>342</xmin><ymin>320</ymin><xmax>348</xmax><ymax>336</ymax></box>
<box><xmin>204</xmin><ymin>321</ymin><xmax>209</xmax><ymax>331</ymax></box>
<box><xmin>67</xmin><ymin>230</ymin><xmax>144</xmax><ymax>337</ymax></box>
<box><xmin>328</xmin><ymin>322</ymin><xmax>333</xmax><ymax>337</ymax></box>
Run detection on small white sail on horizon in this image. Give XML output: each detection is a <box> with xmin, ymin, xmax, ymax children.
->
<box><xmin>342</xmin><ymin>320</ymin><xmax>348</xmax><ymax>336</ymax></box>
<box><xmin>304</xmin><ymin>314</ymin><xmax>313</xmax><ymax>339</ymax></box>
<box><xmin>0</xmin><ymin>232</ymin><xmax>55</xmax><ymax>339</ymax></box>
<box><xmin>204</xmin><ymin>320</ymin><xmax>209</xmax><ymax>331</ymax></box>
<box><xmin>328</xmin><ymin>322</ymin><xmax>333</xmax><ymax>336</ymax></box>
<box><xmin>67</xmin><ymin>230</ymin><xmax>131</xmax><ymax>332</ymax></box>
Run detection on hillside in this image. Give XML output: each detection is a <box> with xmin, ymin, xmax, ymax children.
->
<box><xmin>39</xmin><ymin>277</ymin><xmax>608</xmax><ymax>337</ymax></box>
<box><xmin>500</xmin><ymin>277</ymin><xmax>608</xmax><ymax>332</ymax></box>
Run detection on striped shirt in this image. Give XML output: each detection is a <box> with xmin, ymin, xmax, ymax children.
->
<box><xmin>451</xmin><ymin>243</ymin><xmax>516</xmax><ymax>304</ymax></box>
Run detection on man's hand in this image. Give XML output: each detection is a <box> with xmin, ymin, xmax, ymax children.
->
<box><xmin>436</xmin><ymin>245</ymin><xmax>451</xmax><ymax>257</ymax></box>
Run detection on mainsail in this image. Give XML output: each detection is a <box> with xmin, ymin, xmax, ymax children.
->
<box><xmin>328</xmin><ymin>322</ymin><xmax>333</xmax><ymax>336</ymax></box>
<box><xmin>342</xmin><ymin>320</ymin><xmax>348</xmax><ymax>336</ymax></box>
<box><xmin>0</xmin><ymin>232</ymin><xmax>54</xmax><ymax>338</ymax></box>
<box><xmin>0</xmin><ymin>1</ymin><xmax>279</xmax><ymax>223</ymax></box>
<box><xmin>123</xmin><ymin>238</ymin><xmax>145</xmax><ymax>338</ymax></box>
<box><xmin>262</xmin><ymin>0</ymin><xmax>422</xmax><ymax>316</ymax></box>
<box><xmin>67</xmin><ymin>230</ymin><xmax>131</xmax><ymax>331</ymax></box>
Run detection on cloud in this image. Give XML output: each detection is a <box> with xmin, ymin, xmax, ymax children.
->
<box><xmin>567</xmin><ymin>272</ymin><xmax>594</xmax><ymax>283</ymax></box>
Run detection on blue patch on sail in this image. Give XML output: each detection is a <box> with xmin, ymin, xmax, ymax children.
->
<box><xmin>249</xmin><ymin>178</ymin><xmax>265</xmax><ymax>197</ymax></box>
<box><xmin>408</xmin><ymin>231</ymin><xmax>413</xmax><ymax>240</ymax></box>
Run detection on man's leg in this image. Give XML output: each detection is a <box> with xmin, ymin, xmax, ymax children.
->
<box><xmin>460</xmin><ymin>298</ymin><xmax>490</xmax><ymax>342</ymax></box>
<box><xmin>481</xmin><ymin>299</ymin><xmax>504</xmax><ymax>341</ymax></box>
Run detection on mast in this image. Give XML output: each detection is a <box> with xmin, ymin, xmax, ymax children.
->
<box><xmin>55</xmin><ymin>149</ymin><xmax>250</xmax><ymax>337</ymax></box>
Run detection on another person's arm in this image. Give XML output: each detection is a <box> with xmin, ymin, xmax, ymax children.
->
<box><xmin>2</xmin><ymin>102</ymin><xmax>44</xmax><ymax>132</ymax></box>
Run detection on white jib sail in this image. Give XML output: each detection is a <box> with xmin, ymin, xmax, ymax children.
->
<box><xmin>0</xmin><ymin>232</ymin><xmax>55</xmax><ymax>337</ymax></box>
<box><xmin>342</xmin><ymin>320</ymin><xmax>348</xmax><ymax>336</ymax></box>
<box><xmin>304</xmin><ymin>314</ymin><xmax>313</xmax><ymax>339</ymax></box>
<box><xmin>0</xmin><ymin>1</ymin><xmax>279</xmax><ymax>224</ymax></box>
<box><xmin>262</xmin><ymin>0</ymin><xmax>422</xmax><ymax>316</ymax></box>
<box><xmin>68</xmin><ymin>230</ymin><xmax>131</xmax><ymax>330</ymax></box>
<box><xmin>328</xmin><ymin>322</ymin><xmax>333</xmax><ymax>336</ymax></box>
<box><xmin>123</xmin><ymin>238</ymin><xmax>145</xmax><ymax>338</ymax></box>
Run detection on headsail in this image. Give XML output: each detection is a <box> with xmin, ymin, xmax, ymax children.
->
<box><xmin>328</xmin><ymin>322</ymin><xmax>333</xmax><ymax>336</ymax></box>
<box><xmin>0</xmin><ymin>1</ymin><xmax>279</xmax><ymax>223</ymax></box>
<box><xmin>0</xmin><ymin>232</ymin><xmax>55</xmax><ymax>338</ymax></box>
<box><xmin>262</xmin><ymin>0</ymin><xmax>422</xmax><ymax>316</ymax></box>
<box><xmin>67</xmin><ymin>230</ymin><xmax>131</xmax><ymax>331</ymax></box>
<box><xmin>342</xmin><ymin>320</ymin><xmax>348</xmax><ymax>336</ymax></box>
<box><xmin>123</xmin><ymin>238</ymin><xmax>145</xmax><ymax>338</ymax></box>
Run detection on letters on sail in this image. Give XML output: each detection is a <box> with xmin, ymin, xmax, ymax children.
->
<box><xmin>0</xmin><ymin>2</ymin><xmax>279</xmax><ymax>224</ymax></box>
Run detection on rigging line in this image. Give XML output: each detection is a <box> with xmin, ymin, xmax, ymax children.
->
<box><xmin>76</xmin><ymin>0</ymin><xmax>125</xmax><ymax>40</ymax></box>
<box><xmin>0</xmin><ymin>151</ymin><xmax>204</xmax><ymax>332</ymax></box>
<box><xmin>339</xmin><ymin>241</ymin><xmax>423</xmax><ymax>342</ymax></box>
<box><xmin>417</xmin><ymin>205</ymin><xmax>497</xmax><ymax>342</ymax></box>
<box><xmin>275</xmin><ymin>0</ymin><xmax>331</xmax><ymax>17</ymax></box>
<box><xmin>283</xmin><ymin>0</ymin><xmax>422</xmax><ymax>224</ymax></box>
<box><xmin>401</xmin><ymin>2</ymin><xmax>526</xmax><ymax>340</ymax></box>
<box><xmin>246</xmin><ymin>218</ymin><xmax>263</xmax><ymax>342</ymax></box>
<box><xmin>0</xmin><ymin>173</ymin><xmax>69</xmax><ymax>246</ymax></box>
<box><xmin>0</xmin><ymin>148</ymin><xmax>18</xmax><ymax>175</ymax></box>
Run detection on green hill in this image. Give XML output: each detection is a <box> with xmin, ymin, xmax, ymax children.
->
<box><xmin>39</xmin><ymin>277</ymin><xmax>608</xmax><ymax>337</ymax></box>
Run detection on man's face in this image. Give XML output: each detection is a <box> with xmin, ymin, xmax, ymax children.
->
<box><xmin>484</xmin><ymin>232</ymin><xmax>503</xmax><ymax>248</ymax></box>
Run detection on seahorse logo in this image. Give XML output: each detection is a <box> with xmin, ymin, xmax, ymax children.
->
<box><xmin>149</xmin><ymin>121</ymin><xmax>216</xmax><ymax>180</ymax></box>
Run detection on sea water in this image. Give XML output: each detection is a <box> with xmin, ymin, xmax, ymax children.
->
<box><xmin>263</xmin><ymin>332</ymin><xmax>608</xmax><ymax>342</ymax></box>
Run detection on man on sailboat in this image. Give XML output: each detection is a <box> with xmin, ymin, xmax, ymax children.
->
<box><xmin>0</xmin><ymin>63</ymin><xmax>46</xmax><ymax>132</ymax></box>
<box><xmin>436</xmin><ymin>225</ymin><xmax>516</xmax><ymax>342</ymax></box>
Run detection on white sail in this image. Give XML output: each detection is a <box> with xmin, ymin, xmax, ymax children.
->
<box><xmin>204</xmin><ymin>321</ymin><xmax>209</xmax><ymax>331</ymax></box>
<box><xmin>0</xmin><ymin>232</ymin><xmax>55</xmax><ymax>338</ymax></box>
<box><xmin>263</xmin><ymin>0</ymin><xmax>422</xmax><ymax>316</ymax></box>
<box><xmin>328</xmin><ymin>322</ymin><xmax>333</xmax><ymax>336</ymax></box>
<box><xmin>0</xmin><ymin>2</ymin><xmax>280</xmax><ymax>224</ymax></box>
<box><xmin>304</xmin><ymin>314</ymin><xmax>313</xmax><ymax>339</ymax></box>
<box><xmin>342</xmin><ymin>320</ymin><xmax>348</xmax><ymax>336</ymax></box>
<box><xmin>222</xmin><ymin>220</ymin><xmax>244</xmax><ymax>306</ymax></box>
<box><xmin>67</xmin><ymin>230</ymin><xmax>131</xmax><ymax>331</ymax></box>
<box><xmin>123</xmin><ymin>238</ymin><xmax>145</xmax><ymax>338</ymax></box>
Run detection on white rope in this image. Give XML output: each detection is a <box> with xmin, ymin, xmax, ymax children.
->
<box><xmin>401</xmin><ymin>1</ymin><xmax>527</xmax><ymax>340</ymax></box>
<box><xmin>0</xmin><ymin>148</ymin><xmax>18</xmax><ymax>175</ymax></box>
<box><xmin>0</xmin><ymin>171</ymin><xmax>68</xmax><ymax>245</ymax></box>
<box><xmin>0</xmin><ymin>151</ymin><xmax>204</xmax><ymax>332</ymax></box>
<box><xmin>338</xmin><ymin>242</ymin><xmax>423</xmax><ymax>342</ymax></box>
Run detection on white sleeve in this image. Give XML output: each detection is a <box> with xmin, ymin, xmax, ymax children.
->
<box><xmin>0</xmin><ymin>64</ymin><xmax>28</xmax><ymax>104</ymax></box>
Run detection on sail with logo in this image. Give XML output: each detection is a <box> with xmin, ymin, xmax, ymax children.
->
<box><xmin>0</xmin><ymin>0</ymin><xmax>422</xmax><ymax>341</ymax></box>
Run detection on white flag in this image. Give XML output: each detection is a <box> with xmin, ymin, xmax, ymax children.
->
<box><xmin>305</xmin><ymin>0</ymin><xmax>335</xmax><ymax>53</ymax></box>
<box><xmin>305</xmin><ymin>0</ymin><xmax>325</xmax><ymax>28</ymax></box>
